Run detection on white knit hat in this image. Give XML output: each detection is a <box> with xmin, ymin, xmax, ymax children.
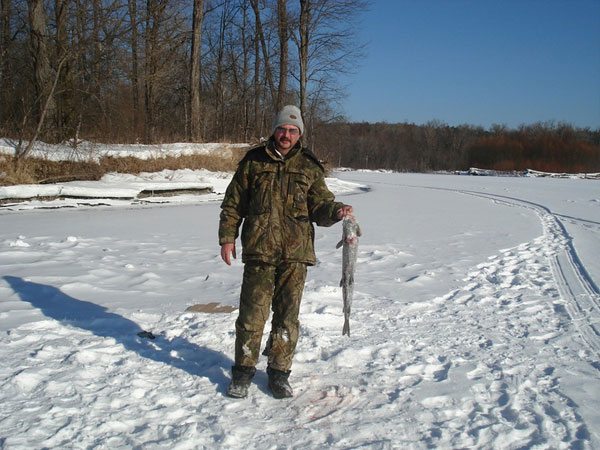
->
<box><xmin>272</xmin><ymin>105</ymin><xmax>304</xmax><ymax>136</ymax></box>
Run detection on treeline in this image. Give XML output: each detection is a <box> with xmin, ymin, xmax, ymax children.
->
<box><xmin>467</xmin><ymin>124</ymin><xmax>600</xmax><ymax>173</ymax></box>
<box><xmin>0</xmin><ymin>0</ymin><xmax>366</xmax><ymax>154</ymax></box>
<box><xmin>313</xmin><ymin>121</ymin><xmax>600</xmax><ymax>173</ymax></box>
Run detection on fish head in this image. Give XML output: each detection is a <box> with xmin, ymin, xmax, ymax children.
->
<box><xmin>342</xmin><ymin>216</ymin><xmax>361</xmax><ymax>244</ymax></box>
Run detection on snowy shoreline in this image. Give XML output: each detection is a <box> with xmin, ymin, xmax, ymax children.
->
<box><xmin>0</xmin><ymin>137</ymin><xmax>249</xmax><ymax>162</ymax></box>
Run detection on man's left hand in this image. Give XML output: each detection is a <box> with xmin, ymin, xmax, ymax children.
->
<box><xmin>337</xmin><ymin>205</ymin><xmax>354</xmax><ymax>220</ymax></box>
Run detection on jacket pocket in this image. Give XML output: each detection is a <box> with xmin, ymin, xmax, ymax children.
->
<box><xmin>287</xmin><ymin>171</ymin><xmax>311</xmax><ymax>217</ymax></box>
<box><xmin>249</xmin><ymin>167</ymin><xmax>276</xmax><ymax>214</ymax></box>
<box><xmin>282</xmin><ymin>217</ymin><xmax>315</xmax><ymax>263</ymax></box>
<box><xmin>241</xmin><ymin>214</ymin><xmax>269</xmax><ymax>257</ymax></box>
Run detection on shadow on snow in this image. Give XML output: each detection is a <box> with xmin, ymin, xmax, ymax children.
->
<box><xmin>3</xmin><ymin>275</ymin><xmax>232</xmax><ymax>394</ymax></box>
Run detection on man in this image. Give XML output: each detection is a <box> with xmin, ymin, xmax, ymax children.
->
<box><xmin>219</xmin><ymin>105</ymin><xmax>353</xmax><ymax>399</ymax></box>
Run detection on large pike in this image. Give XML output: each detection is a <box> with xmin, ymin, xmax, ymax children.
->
<box><xmin>336</xmin><ymin>216</ymin><xmax>361</xmax><ymax>336</ymax></box>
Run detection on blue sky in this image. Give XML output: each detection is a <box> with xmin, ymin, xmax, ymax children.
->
<box><xmin>340</xmin><ymin>0</ymin><xmax>600</xmax><ymax>129</ymax></box>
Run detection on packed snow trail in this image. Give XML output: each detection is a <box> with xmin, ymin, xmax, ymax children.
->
<box><xmin>407</xmin><ymin>185</ymin><xmax>600</xmax><ymax>360</ymax></box>
<box><xmin>459</xmin><ymin>190</ymin><xmax>600</xmax><ymax>359</ymax></box>
<box><xmin>1</xmin><ymin>171</ymin><xmax>599</xmax><ymax>448</ymax></box>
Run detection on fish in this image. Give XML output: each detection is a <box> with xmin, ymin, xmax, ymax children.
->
<box><xmin>336</xmin><ymin>216</ymin><xmax>362</xmax><ymax>336</ymax></box>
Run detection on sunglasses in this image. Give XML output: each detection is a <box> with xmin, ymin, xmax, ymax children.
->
<box><xmin>275</xmin><ymin>127</ymin><xmax>300</xmax><ymax>136</ymax></box>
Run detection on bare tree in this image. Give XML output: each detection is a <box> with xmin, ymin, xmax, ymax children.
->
<box><xmin>293</xmin><ymin>0</ymin><xmax>368</xmax><ymax>141</ymax></box>
<box><xmin>190</xmin><ymin>0</ymin><xmax>205</xmax><ymax>141</ymax></box>
<box><xmin>297</xmin><ymin>0</ymin><xmax>308</xmax><ymax>118</ymax></box>
<box><xmin>53</xmin><ymin>0</ymin><xmax>70</xmax><ymax>140</ymax></box>
<box><xmin>0</xmin><ymin>0</ymin><xmax>14</xmax><ymax>129</ymax></box>
<box><xmin>250</xmin><ymin>0</ymin><xmax>276</xmax><ymax>108</ymax></box>
<box><xmin>15</xmin><ymin>52</ymin><xmax>69</xmax><ymax>165</ymax></box>
<box><xmin>128</xmin><ymin>0</ymin><xmax>140</xmax><ymax>139</ymax></box>
<box><xmin>237</xmin><ymin>0</ymin><xmax>251</xmax><ymax>140</ymax></box>
<box><xmin>28</xmin><ymin>0</ymin><xmax>55</xmax><ymax>132</ymax></box>
<box><xmin>143</xmin><ymin>0</ymin><xmax>165</xmax><ymax>143</ymax></box>
<box><xmin>276</xmin><ymin>0</ymin><xmax>288</xmax><ymax>110</ymax></box>
<box><xmin>140</xmin><ymin>0</ymin><xmax>189</xmax><ymax>142</ymax></box>
<box><xmin>252</xmin><ymin>1</ymin><xmax>262</xmax><ymax>135</ymax></box>
<box><xmin>214</xmin><ymin>1</ymin><xmax>232</xmax><ymax>140</ymax></box>
<box><xmin>0</xmin><ymin>0</ymin><xmax>10</xmax><ymax>69</ymax></box>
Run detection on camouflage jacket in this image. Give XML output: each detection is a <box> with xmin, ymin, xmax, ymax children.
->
<box><xmin>219</xmin><ymin>139</ymin><xmax>345</xmax><ymax>265</ymax></box>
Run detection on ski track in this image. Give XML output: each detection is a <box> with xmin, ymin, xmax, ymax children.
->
<box><xmin>1</xmin><ymin>179</ymin><xmax>599</xmax><ymax>448</ymax></box>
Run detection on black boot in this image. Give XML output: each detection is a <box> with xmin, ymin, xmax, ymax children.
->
<box><xmin>226</xmin><ymin>365</ymin><xmax>256</xmax><ymax>398</ymax></box>
<box><xmin>267</xmin><ymin>366</ymin><xmax>293</xmax><ymax>399</ymax></box>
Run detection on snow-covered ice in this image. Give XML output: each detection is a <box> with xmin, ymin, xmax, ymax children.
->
<box><xmin>1</xmin><ymin>166</ymin><xmax>599</xmax><ymax>449</ymax></box>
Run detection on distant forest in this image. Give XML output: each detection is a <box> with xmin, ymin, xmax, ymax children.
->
<box><xmin>1</xmin><ymin>1</ymin><xmax>598</xmax><ymax>174</ymax></box>
<box><xmin>313</xmin><ymin>121</ymin><xmax>600</xmax><ymax>173</ymax></box>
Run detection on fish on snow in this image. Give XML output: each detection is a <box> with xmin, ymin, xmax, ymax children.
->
<box><xmin>336</xmin><ymin>216</ymin><xmax>362</xmax><ymax>336</ymax></box>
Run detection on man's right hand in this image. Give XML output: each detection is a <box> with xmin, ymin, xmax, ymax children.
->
<box><xmin>221</xmin><ymin>242</ymin><xmax>236</xmax><ymax>265</ymax></box>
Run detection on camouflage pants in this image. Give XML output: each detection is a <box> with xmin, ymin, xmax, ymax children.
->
<box><xmin>234</xmin><ymin>261</ymin><xmax>307</xmax><ymax>372</ymax></box>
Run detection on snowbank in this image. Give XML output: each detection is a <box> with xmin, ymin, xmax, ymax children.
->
<box><xmin>0</xmin><ymin>138</ymin><xmax>249</xmax><ymax>162</ymax></box>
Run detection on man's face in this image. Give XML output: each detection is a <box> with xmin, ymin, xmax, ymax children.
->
<box><xmin>274</xmin><ymin>125</ymin><xmax>301</xmax><ymax>153</ymax></box>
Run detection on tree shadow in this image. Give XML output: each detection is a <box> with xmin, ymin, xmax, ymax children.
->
<box><xmin>3</xmin><ymin>276</ymin><xmax>233</xmax><ymax>394</ymax></box>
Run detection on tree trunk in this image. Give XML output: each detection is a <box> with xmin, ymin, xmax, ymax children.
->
<box><xmin>214</xmin><ymin>4</ymin><xmax>227</xmax><ymax>140</ymax></box>
<box><xmin>54</xmin><ymin>0</ymin><xmax>68</xmax><ymax>140</ymax></box>
<box><xmin>298</xmin><ymin>0</ymin><xmax>309</xmax><ymax>123</ymax></box>
<box><xmin>144</xmin><ymin>0</ymin><xmax>157</xmax><ymax>143</ymax></box>
<box><xmin>189</xmin><ymin>0</ymin><xmax>205</xmax><ymax>141</ymax></box>
<box><xmin>28</xmin><ymin>0</ymin><xmax>55</xmax><ymax>135</ymax></box>
<box><xmin>253</xmin><ymin>8</ymin><xmax>261</xmax><ymax>136</ymax></box>
<box><xmin>276</xmin><ymin>0</ymin><xmax>288</xmax><ymax>110</ymax></box>
<box><xmin>128</xmin><ymin>0</ymin><xmax>140</xmax><ymax>139</ymax></box>
<box><xmin>250</xmin><ymin>0</ymin><xmax>276</xmax><ymax>110</ymax></box>
<box><xmin>92</xmin><ymin>0</ymin><xmax>101</xmax><ymax>94</ymax></box>
<box><xmin>0</xmin><ymin>0</ymin><xmax>12</xmax><ymax>125</ymax></box>
<box><xmin>240</xmin><ymin>2</ymin><xmax>250</xmax><ymax>141</ymax></box>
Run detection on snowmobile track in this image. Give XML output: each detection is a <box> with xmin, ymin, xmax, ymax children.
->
<box><xmin>451</xmin><ymin>188</ymin><xmax>600</xmax><ymax>358</ymax></box>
